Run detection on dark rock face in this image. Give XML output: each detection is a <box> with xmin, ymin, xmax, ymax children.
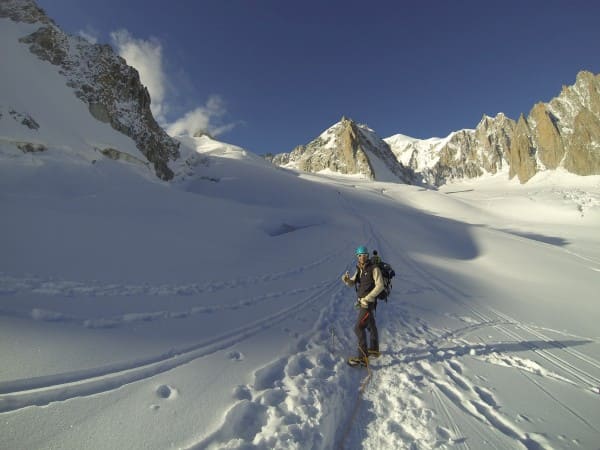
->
<box><xmin>1</xmin><ymin>0</ymin><xmax>180</xmax><ymax>180</ymax></box>
<box><xmin>269</xmin><ymin>117</ymin><xmax>414</xmax><ymax>183</ymax></box>
<box><xmin>9</xmin><ymin>110</ymin><xmax>40</xmax><ymax>130</ymax></box>
<box><xmin>0</xmin><ymin>0</ymin><xmax>52</xmax><ymax>25</ymax></box>
<box><xmin>17</xmin><ymin>141</ymin><xmax>47</xmax><ymax>152</ymax></box>
<box><xmin>388</xmin><ymin>71</ymin><xmax>600</xmax><ymax>185</ymax></box>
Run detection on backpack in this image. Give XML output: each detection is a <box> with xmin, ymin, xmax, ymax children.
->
<box><xmin>354</xmin><ymin>259</ymin><xmax>396</xmax><ymax>303</ymax></box>
<box><xmin>376</xmin><ymin>261</ymin><xmax>395</xmax><ymax>302</ymax></box>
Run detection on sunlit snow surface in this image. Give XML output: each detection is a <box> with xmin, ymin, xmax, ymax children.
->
<box><xmin>2</xmin><ymin>18</ymin><xmax>600</xmax><ymax>450</ymax></box>
<box><xmin>2</xmin><ymin>137</ymin><xmax>600</xmax><ymax>449</ymax></box>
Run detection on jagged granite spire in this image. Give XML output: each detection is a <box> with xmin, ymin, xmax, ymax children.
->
<box><xmin>502</xmin><ymin>70</ymin><xmax>600</xmax><ymax>182</ymax></box>
<box><xmin>387</xmin><ymin>71</ymin><xmax>600</xmax><ymax>185</ymax></box>
<box><xmin>268</xmin><ymin>117</ymin><xmax>414</xmax><ymax>183</ymax></box>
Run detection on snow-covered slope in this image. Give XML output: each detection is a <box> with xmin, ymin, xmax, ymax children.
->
<box><xmin>0</xmin><ymin>19</ymin><xmax>150</xmax><ymax>172</ymax></box>
<box><xmin>2</xmin><ymin>117</ymin><xmax>600</xmax><ymax>449</ymax></box>
<box><xmin>2</xmin><ymin>4</ymin><xmax>600</xmax><ymax>449</ymax></box>
<box><xmin>385</xmin><ymin>132</ymin><xmax>450</xmax><ymax>168</ymax></box>
<box><xmin>0</xmin><ymin>1</ymin><xmax>179</xmax><ymax>180</ymax></box>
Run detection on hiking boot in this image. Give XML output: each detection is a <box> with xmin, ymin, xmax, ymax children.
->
<box><xmin>368</xmin><ymin>349</ymin><xmax>381</xmax><ymax>358</ymax></box>
<box><xmin>347</xmin><ymin>356</ymin><xmax>368</xmax><ymax>367</ymax></box>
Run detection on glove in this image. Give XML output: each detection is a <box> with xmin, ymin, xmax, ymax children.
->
<box><xmin>342</xmin><ymin>272</ymin><xmax>350</xmax><ymax>283</ymax></box>
<box><xmin>359</xmin><ymin>297</ymin><xmax>370</xmax><ymax>309</ymax></box>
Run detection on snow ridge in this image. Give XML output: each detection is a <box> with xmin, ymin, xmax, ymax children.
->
<box><xmin>0</xmin><ymin>0</ymin><xmax>179</xmax><ymax>179</ymax></box>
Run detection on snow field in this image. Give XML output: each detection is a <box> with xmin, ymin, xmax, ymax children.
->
<box><xmin>2</xmin><ymin>37</ymin><xmax>600</xmax><ymax>446</ymax></box>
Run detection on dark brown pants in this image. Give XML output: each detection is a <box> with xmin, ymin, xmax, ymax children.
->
<box><xmin>354</xmin><ymin>307</ymin><xmax>378</xmax><ymax>357</ymax></box>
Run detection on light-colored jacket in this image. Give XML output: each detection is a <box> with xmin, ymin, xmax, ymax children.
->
<box><xmin>342</xmin><ymin>263</ymin><xmax>384</xmax><ymax>305</ymax></box>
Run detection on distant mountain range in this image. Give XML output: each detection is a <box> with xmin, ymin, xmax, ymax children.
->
<box><xmin>269</xmin><ymin>71</ymin><xmax>600</xmax><ymax>185</ymax></box>
<box><xmin>2</xmin><ymin>0</ymin><xmax>599</xmax><ymax>186</ymax></box>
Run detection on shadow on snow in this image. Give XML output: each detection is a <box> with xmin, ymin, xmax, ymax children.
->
<box><xmin>381</xmin><ymin>339</ymin><xmax>593</xmax><ymax>367</ymax></box>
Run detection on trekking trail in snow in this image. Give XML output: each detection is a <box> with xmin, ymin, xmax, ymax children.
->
<box><xmin>0</xmin><ymin>246</ymin><xmax>349</xmax><ymax>412</ymax></box>
<box><xmin>2</xmin><ymin>177</ymin><xmax>599</xmax><ymax>449</ymax></box>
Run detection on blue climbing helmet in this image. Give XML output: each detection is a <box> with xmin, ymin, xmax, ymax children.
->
<box><xmin>355</xmin><ymin>245</ymin><xmax>369</xmax><ymax>256</ymax></box>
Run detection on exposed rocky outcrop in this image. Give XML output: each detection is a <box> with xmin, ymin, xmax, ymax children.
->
<box><xmin>387</xmin><ymin>71</ymin><xmax>600</xmax><ymax>185</ymax></box>
<box><xmin>17</xmin><ymin>141</ymin><xmax>47</xmax><ymax>153</ymax></box>
<box><xmin>424</xmin><ymin>113</ymin><xmax>516</xmax><ymax>185</ymax></box>
<box><xmin>507</xmin><ymin>115</ymin><xmax>537</xmax><ymax>182</ymax></box>
<box><xmin>98</xmin><ymin>147</ymin><xmax>150</xmax><ymax>167</ymax></box>
<box><xmin>547</xmin><ymin>71</ymin><xmax>600</xmax><ymax>177</ymax></box>
<box><xmin>506</xmin><ymin>70</ymin><xmax>600</xmax><ymax>182</ymax></box>
<box><xmin>274</xmin><ymin>72</ymin><xmax>600</xmax><ymax>186</ymax></box>
<box><xmin>268</xmin><ymin>117</ymin><xmax>414</xmax><ymax>182</ymax></box>
<box><xmin>9</xmin><ymin>109</ymin><xmax>40</xmax><ymax>130</ymax></box>
<box><xmin>1</xmin><ymin>0</ymin><xmax>179</xmax><ymax>180</ymax></box>
<box><xmin>0</xmin><ymin>0</ymin><xmax>52</xmax><ymax>25</ymax></box>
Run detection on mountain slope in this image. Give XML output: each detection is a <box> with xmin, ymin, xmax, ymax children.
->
<box><xmin>386</xmin><ymin>71</ymin><xmax>600</xmax><ymax>185</ymax></box>
<box><xmin>0</xmin><ymin>0</ymin><xmax>179</xmax><ymax>180</ymax></box>
<box><xmin>0</xmin><ymin>18</ymin><xmax>157</xmax><ymax>180</ymax></box>
<box><xmin>268</xmin><ymin>117</ymin><xmax>415</xmax><ymax>183</ymax></box>
<box><xmin>2</xmin><ymin>133</ymin><xmax>599</xmax><ymax>448</ymax></box>
<box><xmin>386</xmin><ymin>113</ymin><xmax>515</xmax><ymax>186</ymax></box>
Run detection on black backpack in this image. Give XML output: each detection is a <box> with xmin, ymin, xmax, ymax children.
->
<box><xmin>376</xmin><ymin>261</ymin><xmax>395</xmax><ymax>302</ymax></box>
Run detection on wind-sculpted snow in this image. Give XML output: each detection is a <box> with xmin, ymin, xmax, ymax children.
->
<box><xmin>1</xmin><ymin>127</ymin><xmax>599</xmax><ymax>448</ymax></box>
<box><xmin>177</xmin><ymin>209</ymin><xmax>600</xmax><ymax>450</ymax></box>
<box><xmin>0</xmin><ymin>276</ymin><xmax>341</xmax><ymax>412</ymax></box>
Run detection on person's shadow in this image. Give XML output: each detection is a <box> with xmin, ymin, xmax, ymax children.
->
<box><xmin>378</xmin><ymin>339</ymin><xmax>593</xmax><ymax>367</ymax></box>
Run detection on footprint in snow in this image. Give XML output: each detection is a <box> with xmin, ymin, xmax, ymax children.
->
<box><xmin>233</xmin><ymin>385</ymin><xmax>252</xmax><ymax>401</ymax></box>
<box><xmin>227</xmin><ymin>350</ymin><xmax>245</xmax><ymax>362</ymax></box>
<box><xmin>156</xmin><ymin>384</ymin><xmax>178</xmax><ymax>400</ymax></box>
<box><xmin>436</xmin><ymin>425</ymin><xmax>452</xmax><ymax>440</ymax></box>
<box><xmin>258</xmin><ymin>388</ymin><xmax>286</xmax><ymax>406</ymax></box>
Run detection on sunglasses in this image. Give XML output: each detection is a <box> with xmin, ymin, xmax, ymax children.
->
<box><xmin>357</xmin><ymin>253</ymin><xmax>369</xmax><ymax>257</ymax></box>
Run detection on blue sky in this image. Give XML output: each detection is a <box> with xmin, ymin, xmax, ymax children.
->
<box><xmin>36</xmin><ymin>0</ymin><xmax>600</xmax><ymax>155</ymax></box>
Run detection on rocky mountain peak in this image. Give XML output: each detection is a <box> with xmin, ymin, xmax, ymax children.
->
<box><xmin>510</xmin><ymin>70</ymin><xmax>600</xmax><ymax>181</ymax></box>
<box><xmin>477</xmin><ymin>113</ymin><xmax>510</xmax><ymax>131</ymax></box>
<box><xmin>268</xmin><ymin>117</ymin><xmax>413</xmax><ymax>183</ymax></box>
<box><xmin>1</xmin><ymin>0</ymin><xmax>180</xmax><ymax>180</ymax></box>
<box><xmin>0</xmin><ymin>0</ymin><xmax>53</xmax><ymax>25</ymax></box>
<box><xmin>386</xmin><ymin>70</ymin><xmax>600</xmax><ymax>185</ymax></box>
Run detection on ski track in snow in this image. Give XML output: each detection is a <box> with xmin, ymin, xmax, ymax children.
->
<box><xmin>185</xmin><ymin>281</ymin><xmax>358</xmax><ymax>450</ymax></box>
<box><xmin>0</xmin><ymin>245</ymin><xmax>352</xmax><ymax>413</ymax></box>
<box><xmin>0</xmin><ymin>278</ymin><xmax>343</xmax><ymax>413</ymax></box>
<box><xmin>0</xmin><ymin>247</ymin><xmax>343</xmax><ymax>298</ymax></box>
<box><xmin>0</xmin><ymin>247</ymin><xmax>347</xmax><ymax>328</ymax></box>
<box><xmin>2</xmin><ymin>190</ymin><xmax>599</xmax><ymax>449</ymax></box>
<box><xmin>326</xmin><ymin>200</ymin><xmax>600</xmax><ymax>450</ymax></box>
<box><xmin>381</xmin><ymin>250</ymin><xmax>597</xmax><ymax>448</ymax></box>
<box><xmin>1</xmin><ymin>279</ymin><xmax>332</xmax><ymax>329</ymax></box>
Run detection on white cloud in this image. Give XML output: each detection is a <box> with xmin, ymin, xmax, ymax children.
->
<box><xmin>78</xmin><ymin>28</ymin><xmax>98</xmax><ymax>45</ymax></box>
<box><xmin>109</xmin><ymin>30</ymin><xmax>238</xmax><ymax>138</ymax></box>
<box><xmin>166</xmin><ymin>95</ymin><xmax>231</xmax><ymax>137</ymax></box>
<box><xmin>110</xmin><ymin>29</ymin><xmax>167</xmax><ymax>122</ymax></box>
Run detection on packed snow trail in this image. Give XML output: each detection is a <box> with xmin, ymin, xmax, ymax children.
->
<box><xmin>180</xmin><ymin>185</ymin><xmax>600</xmax><ymax>450</ymax></box>
<box><xmin>333</xmin><ymin>186</ymin><xmax>600</xmax><ymax>450</ymax></box>
<box><xmin>2</xmin><ymin>149</ymin><xmax>599</xmax><ymax>449</ymax></box>
<box><xmin>0</xmin><ymin>242</ymin><xmax>351</xmax><ymax>410</ymax></box>
<box><xmin>0</xmin><ymin>279</ymin><xmax>340</xmax><ymax>413</ymax></box>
